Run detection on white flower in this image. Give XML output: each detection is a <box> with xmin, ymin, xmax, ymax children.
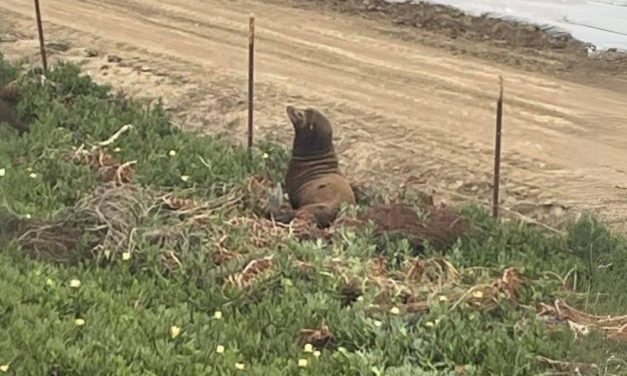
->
<box><xmin>25</xmin><ymin>214</ymin><xmax>32</xmax><ymax>219</ymax></box>
<box><xmin>46</xmin><ymin>278</ymin><xmax>54</xmax><ymax>286</ymax></box>
<box><xmin>75</xmin><ymin>318</ymin><xmax>86</xmax><ymax>326</ymax></box>
<box><xmin>439</xmin><ymin>295</ymin><xmax>448</xmax><ymax>302</ymax></box>
<box><xmin>69</xmin><ymin>279</ymin><xmax>81</xmax><ymax>288</ymax></box>
<box><xmin>216</xmin><ymin>345</ymin><xmax>225</xmax><ymax>354</ymax></box>
<box><xmin>472</xmin><ymin>290</ymin><xmax>484</xmax><ymax>298</ymax></box>
<box><xmin>0</xmin><ymin>364</ymin><xmax>9</xmax><ymax>373</ymax></box>
<box><xmin>373</xmin><ymin>320</ymin><xmax>383</xmax><ymax>327</ymax></box>
<box><xmin>180</xmin><ymin>175</ymin><xmax>190</xmax><ymax>182</ymax></box>
<box><xmin>390</xmin><ymin>307</ymin><xmax>400</xmax><ymax>315</ymax></box>
<box><xmin>304</xmin><ymin>343</ymin><xmax>313</xmax><ymax>353</ymax></box>
<box><xmin>0</xmin><ymin>168</ymin><xmax>5</xmax><ymax>177</ymax></box>
<box><xmin>29</xmin><ymin>173</ymin><xmax>37</xmax><ymax>179</ymax></box>
<box><xmin>168</xmin><ymin>150</ymin><xmax>177</xmax><ymax>157</ymax></box>
<box><xmin>170</xmin><ymin>325</ymin><xmax>181</xmax><ymax>338</ymax></box>
<box><xmin>262</xmin><ymin>153</ymin><xmax>269</xmax><ymax>159</ymax></box>
<box><xmin>122</xmin><ymin>252</ymin><xmax>131</xmax><ymax>261</ymax></box>
<box><xmin>425</xmin><ymin>321</ymin><xmax>435</xmax><ymax>328</ymax></box>
<box><xmin>113</xmin><ymin>147</ymin><xmax>122</xmax><ymax>153</ymax></box>
<box><xmin>214</xmin><ymin>311</ymin><xmax>223</xmax><ymax>320</ymax></box>
<box><xmin>313</xmin><ymin>350</ymin><xmax>321</xmax><ymax>358</ymax></box>
<box><xmin>235</xmin><ymin>363</ymin><xmax>245</xmax><ymax>370</ymax></box>
<box><xmin>298</xmin><ymin>358</ymin><xmax>308</xmax><ymax>368</ymax></box>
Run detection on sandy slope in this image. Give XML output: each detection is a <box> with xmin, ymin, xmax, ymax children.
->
<box><xmin>1</xmin><ymin>0</ymin><xmax>626</xmax><ymax>230</ymax></box>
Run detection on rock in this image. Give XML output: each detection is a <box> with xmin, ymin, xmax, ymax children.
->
<box><xmin>46</xmin><ymin>42</ymin><xmax>71</xmax><ymax>52</ymax></box>
<box><xmin>85</xmin><ymin>48</ymin><xmax>99</xmax><ymax>57</ymax></box>
<box><xmin>107</xmin><ymin>54</ymin><xmax>122</xmax><ymax>63</ymax></box>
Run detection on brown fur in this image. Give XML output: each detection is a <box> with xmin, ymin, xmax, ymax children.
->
<box><xmin>268</xmin><ymin>106</ymin><xmax>355</xmax><ymax>228</ymax></box>
<box><xmin>0</xmin><ymin>81</ymin><xmax>28</xmax><ymax>134</ymax></box>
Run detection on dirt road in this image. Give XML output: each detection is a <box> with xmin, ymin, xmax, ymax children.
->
<box><xmin>1</xmin><ymin>0</ymin><xmax>626</xmax><ymax>230</ymax></box>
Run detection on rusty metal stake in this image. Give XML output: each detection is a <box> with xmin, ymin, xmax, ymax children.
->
<box><xmin>247</xmin><ymin>15</ymin><xmax>255</xmax><ymax>156</ymax></box>
<box><xmin>34</xmin><ymin>0</ymin><xmax>48</xmax><ymax>74</ymax></box>
<box><xmin>492</xmin><ymin>76</ymin><xmax>504</xmax><ymax>218</ymax></box>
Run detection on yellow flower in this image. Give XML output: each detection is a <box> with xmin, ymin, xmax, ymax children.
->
<box><xmin>180</xmin><ymin>175</ymin><xmax>190</xmax><ymax>182</ymax></box>
<box><xmin>75</xmin><ymin>318</ymin><xmax>86</xmax><ymax>326</ymax></box>
<box><xmin>69</xmin><ymin>279</ymin><xmax>81</xmax><ymax>288</ymax></box>
<box><xmin>313</xmin><ymin>350</ymin><xmax>321</xmax><ymax>358</ymax></box>
<box><xmin>390</xmin><ymin>306</ymin><xmax>400</xmax><ymax>315</ymax></box>
<box><xmin>0</xmin><ymin>168</ymin><xmax>5</xmax><ymax>177</ymax></box>
<box><xmin>216</xmin><ymin>345</ymin><xmax>225</xmax><ymax>354</ymax></box>
<box><xmin>304</xmin><ymin>343</ymin><xmax>313</xmax><ymax>353</ymax></box>
<box><xmin>472</xmin><ymin>290</ymin><xmax>484</xmax><ymax>299</ymax></box>
<box><xmin>122</xmin><ymin>252</ymin><xmax>131</xmax><ymax>261</ymax></box>
<box><xmin>235</xmin><ymin>363</ymin><xmax>245</xmax><ymax>370</ymax></box>
<box><xmin>214</xmin><ymin>311</ymin><xmax>223</xmax><ymax>320</ymax></box>
<box><xmin>170</xmin><ymin>325</ymin><xmax>181</xmax><ymax>339</ymax></box>
<box><xmin>168</xmin><ymin>150</ymin><xmax>177</xmax><ymax>157</ymax></box>
<box><xmin>0</xmin><ymin>364</ymin><xmax>9</xmax><ymax>372</ymax></box>
<box><xmin>29</xmin><ymin>173</ymin><xmax>37</xmax><ymax>179</ymax></box>
<box><xmin>298</xmin><ymin>358</ymin><xmax>308</xmax><ymax>368</ymax></box>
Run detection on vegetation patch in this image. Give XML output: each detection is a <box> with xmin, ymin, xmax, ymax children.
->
<box><xmin>1</xmin><ymin>53</ymin><xmax>626</xmax><ymax>375</ymax></box>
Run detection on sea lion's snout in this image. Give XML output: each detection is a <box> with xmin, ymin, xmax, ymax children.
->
<box><xmin>286</xmin><ymin>105</ymin><xmax>306</xmax><ymax>129</ymax></box>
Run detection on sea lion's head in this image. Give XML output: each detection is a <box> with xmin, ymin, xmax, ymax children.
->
<box><xmin>286</xmin><ymin>105</ymin><xmax>334</xmax><ymax>157</ymax></box>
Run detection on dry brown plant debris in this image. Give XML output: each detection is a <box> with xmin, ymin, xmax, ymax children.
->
<box><xmin>538</xmin><ymin>300</ymin><xmax>627</xmax><ymax>341</ymax></box>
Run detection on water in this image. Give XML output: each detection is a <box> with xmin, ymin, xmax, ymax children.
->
<box><xmin>388</xmin><ymin>0</ymin><xmax>627</xmax><ymax>51</ymax></box>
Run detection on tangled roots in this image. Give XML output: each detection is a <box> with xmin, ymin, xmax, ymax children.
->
<box><xmin>15</xmin><ymin>183</ymin><xmax>149</xmax><ymax>264</ymax></box>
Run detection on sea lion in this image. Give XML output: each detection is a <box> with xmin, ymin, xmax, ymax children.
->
<box><xmin>267</xmin><ymin>105</ymin><xmax>355</xmax><ymax>228</ymax></box>
<box><xmin>0</xmin><ymin>81</ymin><xmax>28</xmax><ymax>134</ymax></box>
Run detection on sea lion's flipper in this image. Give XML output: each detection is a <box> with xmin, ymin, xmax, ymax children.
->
<box><xmin>264</xmin><ymin>203</ymin><xmax>338</xmax><ymax>229</ymax></box>
<box><xmin>266</xmin><ymin>207</ymin><xmax>297</xmax><ymax>224</ymax></box>
<box><xmin>298</xmin><ymin>204</ymin><xmax>340</xmax><ymax>228</ymax></box>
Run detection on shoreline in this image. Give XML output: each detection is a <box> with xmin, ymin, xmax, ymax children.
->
<box><xmin>408</xmin><ymin>0</ymin><xmax>627</xmax><ymax>53</ymax></box>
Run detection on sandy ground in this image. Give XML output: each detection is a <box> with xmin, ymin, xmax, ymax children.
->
<box><xmin>1</xmin><ymin>0</ymin><xmax>626</xmax><ymax>231</ymax></box>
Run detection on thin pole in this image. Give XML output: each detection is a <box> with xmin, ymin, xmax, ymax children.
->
<box><xmin>247</xmin><ymin>15</ymin><xmax>255</xmax><ymax>154</ymax></box>
<box><xmin>492</xmin><ymin>76</ymin><xmax>504</xmax><ymax>218</ymax></box>
<box><xmin>34</xmin><ymin>0</ymin><xmax>48</xmax><ymax>74</ymax></box>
